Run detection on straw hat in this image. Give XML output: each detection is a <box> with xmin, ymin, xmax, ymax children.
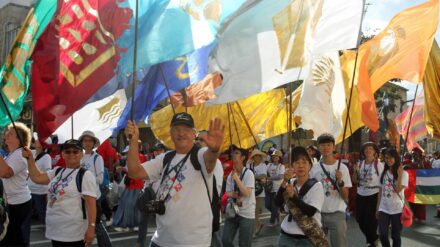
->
<box><xmin>250</xmin><ymin>149</ymin><xmax>266</xmax><ymax>159</ymax></box>
<box><xmin>78</xmin><ymin>130</ymin><xmax>100</xmax><ymax>148</ymax></box>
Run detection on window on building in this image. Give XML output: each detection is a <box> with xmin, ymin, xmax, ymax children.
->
<box><xmin>2</xmin><ymin>22</ymin><xmax>20</xmax><ymax>61</ymax></box>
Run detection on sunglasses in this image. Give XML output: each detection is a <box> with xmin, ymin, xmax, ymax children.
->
<box><xmin>63</xmin><ymin>149</ymin><xmax>81</xmax><ymax>155</ymax></box>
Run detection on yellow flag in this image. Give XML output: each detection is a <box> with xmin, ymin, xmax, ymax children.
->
<box><xmin>150</xmin><ymin>89</ymin><xmax>292</xmax><ymax>151</ymax></box>
<box><xmin>357</xmin><ymin>0</ymin><xmax>438</xmax><ymax>131</ymax></box>
<box><xmin>336</xmin><ymin>51</ymin><xmax>365</xmax><ymax>143</ymax></box>
<box><xmin>423</xmin><ymin>40</ymin><xmax>440</xmax><ymax>139</ymax></box>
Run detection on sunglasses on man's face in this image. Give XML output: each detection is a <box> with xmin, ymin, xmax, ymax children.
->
<box><xmin>63</xmin><ymin>149</ymin><xmax>81</xmax><ymax>155</ymax></box>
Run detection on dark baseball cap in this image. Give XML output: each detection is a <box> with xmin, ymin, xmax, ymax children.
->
<box><xmin>170</xmin><ymin>112</ymin><xmax>195</xmax><ymax>128</ymax></box>
<box><xmin>61</xmin><ymin>139</ymin><xmax>83</xmax><ymax>151</ymax></box>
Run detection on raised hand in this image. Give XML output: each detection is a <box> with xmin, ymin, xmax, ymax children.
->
<box><xmin>125</xmin><ymin>120</ymin><xmax>139</xmax><ymax>140</ymax></box>
<box><xmin>200</xmin><ymin>118</ymin><xmax>225</xmax><ymax>153</ymax></box>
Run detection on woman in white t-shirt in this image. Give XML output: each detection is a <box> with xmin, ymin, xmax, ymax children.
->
<box><xmin>246</xmin><ymin>149</ymin><xmax>267</xmax><ymax>235</ymax></box>
<box><xmin>265</xmin><ymin>150</ymin><xmax>285</xmax><ymax>227</ymax></box>
<box><xmin>23</xmin><ymin>139</ymin><xmax>97</xmax><ymax>247</ymax></box>
<box><xmin>354</xmin><ymin>142</ymin><xmax>384</xmax><ymax>247</ymax></box>
<box><xmin>29</xmin><ymin>139</ymin><xmax>52</xmax><ymax>224</ymax></box>
<box><xmin>376</xmin><ymin>148</ymin><xmax>408</xmax><ymax>247</ymax></box>
<box><xmin>275</xmin><ymin>146</ymin><xmax>325</xmax><ymax>247</ymax></box>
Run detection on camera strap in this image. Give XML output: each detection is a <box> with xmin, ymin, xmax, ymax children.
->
<box><xmin>157</xmin><ymin>152</ymin><xmax>191</xmax><ymax>201</ymax></box>
<box><xmin>233</xmin><ymin>168</ymin><xmax>248</xmax><ymax>202</ymax></box>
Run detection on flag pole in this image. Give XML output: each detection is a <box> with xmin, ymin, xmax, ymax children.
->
<box><xmin>230</xmin><ymin>104</ymin><xmax>242</xmax><ymax>148</ymax></box>
<box><xmin>285</xmin><ymin>88</ymin><xmax>292</xmax><ymax>166</ymax></box>
<box><xmin>130</xmin><ymin>0</ymin><xmax>139</xmax><ymax>121</ymax></box>
<box><xmin>401</xmin><ymin>84</ymin><xmax>419</xmax><ymax>160</ymax></box>
<box><xmin>337</xmin><ymin>0</ymin><xmax>366</xmax><ymax>170</ymax></box>
<box><xmin>159</xmin><ymin>65</ymin><xmax>176</xmax><ymax>115</ymax></box>
<box><xmin>227</xmin><ymin>103</ymin><xmax>234</xmax><ymax>151</ymax></box>
<box><xmin>0</xmin><ymin>92</ymin><xmax>25</xmax><ymax>147</ymax></box>
<box><xmin>235</xmin><ymin>102</ymin><xmax>259</xmax><ymax>150</ymax></box>
<box><xmin>71</xmin><ymin>113</ymin><xmax>74</xmax><ymax>139</ymax></box>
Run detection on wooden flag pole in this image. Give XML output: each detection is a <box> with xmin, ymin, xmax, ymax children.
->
<box><xmin>337</xmin><ymin>0</ymin><xmax>366</xmax><ymax>170</ymax></box>
<box><xmin>401</xmin><ymin>84</ymin><xmax>419</xmax><ymax>160</ymax></box>
<box><xmin>235</xmin><ymin>102</ymin><xmax>259</xmax><ymax>150</ymax></box>
<box><xmin>230</xmin><ymin>104</ymin><xmax>242</xmax><ymax>148</ymax></box>
<box><xmin>130</xmin><ymin>0</ymin><xmax>139</xmax><ymax>121</ymax></box>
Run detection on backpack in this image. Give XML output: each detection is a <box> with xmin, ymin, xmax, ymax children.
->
<box><xmin>163</xmin><ymin>145</ymin><xmax>221</xmax><ymax>233</ymax></box>
<box><xmin>55</xmin><ymin>167</ymin><xmax>87</xmax><ymax>219</ymax></box>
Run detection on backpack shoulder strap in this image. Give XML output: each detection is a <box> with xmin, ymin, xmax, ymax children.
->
<box><xmin>163</xmin><ymin>150</ymin><xmax>177</xmax><ymax>168</ymax></box>
<box><xmin>298</xmin><ymin>178</ymin><xmax>318</xmax><ymax>199</ymax></box>
<box><xmin>190</xmin><ymin>145</ymin><xmax>201</xmax><ymax>171</ymax></box>
<box><xmin>76</xmin><ymin>167</ymin><xmax>87</xmax><ymax>219</ymax></box>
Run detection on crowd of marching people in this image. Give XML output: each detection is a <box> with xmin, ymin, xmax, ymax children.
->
<box><xmin>0</xmin><ymin>116</ymin><xmax>438</xmax><ymax>247</ymax></box>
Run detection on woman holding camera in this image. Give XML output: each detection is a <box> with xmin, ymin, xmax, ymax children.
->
<box><xmin>222</xmin><ymin>148</ymin><xmax>256</xmax><ymax>247</ymax></box>
<box><xmin>23</xmin><ymin>139</ymin><xmax>97</xmax><ymax>247</ymax></box>
<box><xmin>275</xmin><ymin>147</ymin><xmax>326</xmax><ymax>247</ymax></box>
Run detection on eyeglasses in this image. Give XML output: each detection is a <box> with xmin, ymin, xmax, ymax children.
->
<box><xmin>63</xmin><ymin>150</ymin><xmax>81</xmax><ymax>155</ymax></box>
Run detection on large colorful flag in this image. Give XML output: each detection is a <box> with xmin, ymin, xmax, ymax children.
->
<box><xmin>0</xmin><ymin>0</ymin><xmax>57</xmax><ymax>126</ymax></box>
<box><xmin>50</xmin><ymin>89</ymin><xmax>126</xmax><ymax>145</ymax></box>
<box><xmin>150</xmin><ymin>89</ymin><xmax>290</xmax><ymax>151</ymax></box>
<box><xmin>395</xmin><ymin>91</ymin><xmax>427</xmax><ymax>151</ymax></box>
<box><xmin>357</xmin><ymin>0</ymin><xmax>438</xmax><ymax>131</ymax></box>
<box><xmin>423</xmin><ymin>40</ymin><xmax>440</xmax><ymax>139</ymax></box>
<box><xmin>117</xmin><ymin>0</ymin><xmax>246</xmax><ymax>74</ymax></box>
<box><xmin>293</xmin><ymin>51</ymin><xmax>346</xmax><ymax>139</ymax></box>
<box><xmin>405</xmin><ymin>168</ymin><xmax>440</xmax><ymax>204</ymax></box>
<box><xmin>208</xmin><ymin>0</ymin><xmax>363</xmax><ymax>104</ymax></box>
<box><xmin>31</xmin><ymin>0</ymin><xmax>132</xmax><ymax>141</ymax></box>
<box><xmin>113</xmin><ymin>43</ymin><xmax>215</xmax><ymax>134</ymax></box>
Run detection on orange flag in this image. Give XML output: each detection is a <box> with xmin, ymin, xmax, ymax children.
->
<box><xmin>169</xmin><ymin>73</ymin><xmax>222</xmax><ymax>106</ymax></box>
<box><xmin>358</xmin><ymin>0</ymin><xmax>438</xmax><ymax>131</ymax></box>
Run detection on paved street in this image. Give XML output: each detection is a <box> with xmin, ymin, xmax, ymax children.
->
<box><xmin>30</xmin><ymin>205</ymin><xmax>440</xmax><ymax>247</ymax></box>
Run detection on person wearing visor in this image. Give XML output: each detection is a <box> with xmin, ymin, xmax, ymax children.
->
<box><xmin>23</xmin><ymin>139</ymin><xmax>97</xmax><ymax>247</ymax></box>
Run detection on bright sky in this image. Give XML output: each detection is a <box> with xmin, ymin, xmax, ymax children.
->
<box><xmin>363</xmin><ymin>0</ymin><xmax>439</xmax><ymax>99</ymax></box>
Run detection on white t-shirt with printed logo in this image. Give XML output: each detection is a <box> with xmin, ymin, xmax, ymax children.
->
<box><xmin>45</xmin><ymin>167</ymin><xmax>97</xmax><ymax>242</ymax></box>
<box><xmin>378</xmin><ymin>170</ymin><xmax>408</xmax><ymax>215</ymax></box>
<box><xmin>309</xmin><ymin>161</ymin><xmax>352</xmax><ymax>213</ymax></box>
<box><xmin>246</xmin><ymin>162</ymin><xmax>267</xmax><ymax>197</ymax></box>
<box><xmin>225</xmin><ymin>168</ymin><xmax>256</xmax><ymax>219</ymax></box>
<box><xmin>357</xmin><ymin>160</ymin><xmax>384</xmax><ymax>196</ymax></box>
<box><xmin>28</xmin><ymin>151</ymin><xmax>52</xmax><ymax>195</ymax></box>
<box><xmin>1</xmin><ymin>148</ymin><xmax>31</xmax><ymax>205</ymax></box>
<box><xmin>267</xmin><ymin>163</ymin><xmax>285</xmax><ymax>192</ymax></box>
<box><xmin>142</xmin><ymin>147</ymin><xmax>213</xmax><ymax>247</ymax></box>
<box><xmin>81</xmin><ymin>152</ymin><xmax>104</xmax><ymax>199</ymax></box>
<box><xmin>281</xmin><ymin>179</ymin><xmax>324</xmax><ymax>235</ymax></box>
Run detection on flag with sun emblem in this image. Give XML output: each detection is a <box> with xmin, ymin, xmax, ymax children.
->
<box><xmin>293</xmin><ymin>51</ymin><xmax>346</xmax><ymax>139</ymax></box>
<box><xmin>51</xmin><ymin>89</ymin><xmax>127</xmax><ymax>144</ymax></box>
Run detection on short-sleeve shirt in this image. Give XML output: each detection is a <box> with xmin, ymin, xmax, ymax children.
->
<box><xmin>225</xmin><ymin>168</ymin><xmax>256</xmax><ymax>219</ymax></box>
<box><xmin>378</xmin><ymin>170</ymin><xmax>408</xmax><ymax>215</ymax></box>
<box><xmin>46</xmin><ymin>168</ymin><xmax>97</xmax><ymax>242</ymax></box>
<box><xmin>267</xmin><ymin>163</ymin><xmax>285</xmax><ymax>192</ymax></box>
<box><xmin>247</xmin><ymin>162</ymin><xmax>267</xmax><ymax>197</ymax></box>
<box><xmin>28</xmin><ymin>151</ymin><xmax>52</xmax><ymax>195</ymax></box>
<box><xmin>141</xmin><ymin>147</ymin><xmax>213</xmax><ymax>247</ymax></box>
<box><xmin>309</xmin><ymin>161</ymin><xmax>352</xmax><ymax>213</ymax></box>
<box><xmin>1</xmin><ymin>148</ymin><xmax>31</xmax><ymax>204</ymax></box>
<box><xmin>281</xmin><ymin>180</ymin><xmax>324</xmax><ymax>235</ymax></box>
<box><xmin>357</xmin><ymin>160</ymin><xmax>384</xmax><ymax>196</ymax></box>
<box><xmin>81</xmin><ymin>152</ymin><xmax>104</xmax><ymax>199</ymax></box>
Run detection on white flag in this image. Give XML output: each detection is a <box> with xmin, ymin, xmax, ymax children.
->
<box><xmin>50</xmin><ymin>90</ymin><xmax>127</xmax><ymax>144</ymax></box>
<box><xmin>208</xmin><ymin>0</ymin><xmax>363</xmax><ymax>104</ymax></box>
<box><xmin>293</xmin><ymin>51</ymin><xmax>346</xmax><ymax>139</ymax></box>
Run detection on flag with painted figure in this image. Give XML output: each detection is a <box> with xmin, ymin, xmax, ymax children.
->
<box><xmin>0</xmin><ymin>0</ymin><xmax>57</xmax><ymax>126</ymax></box>
<box><xmin>50</xmin><ymin>89</ymin><xmax>127</xmax><ymax>145</ymax></box>
<box><xmin>208</xmin><ymin>0</ymin><xmax>363</xmax><ymax>104</ymax></box>
<box><xmin>405</xmin><ymin>168</ymin><xmax>440</xmax><ymax>204</ymax></box>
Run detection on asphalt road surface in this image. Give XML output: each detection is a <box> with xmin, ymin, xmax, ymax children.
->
<box><xmin>30</xmin><ymin>205</ymin><xmax>440</xmax><ymax>247</ymax></box>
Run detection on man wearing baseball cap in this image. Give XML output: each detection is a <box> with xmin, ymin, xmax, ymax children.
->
<box><xmin>125</xmin><ymin>112</ymin><xmax>225</xmax><ymax>247</ymax></box>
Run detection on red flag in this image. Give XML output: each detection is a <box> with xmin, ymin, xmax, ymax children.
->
<box><xmin>31</xmin><ymin>0</ymin><xmax>131</xmax><ymax>141</ymax></box>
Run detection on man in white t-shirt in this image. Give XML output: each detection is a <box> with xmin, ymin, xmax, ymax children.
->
<box><xmin>222</xmin><ymin>147</ymin><xmax>255</xmax><ymax>247</ymax></box>
<box><xmin>126</xmin><ymin>113</ymin><xmax>225</xmax><ymax>247</ymax></box>
<box><xmin>310</xmin><ymin>133</ymin><xmax>352</xmax><ymax>247</ymax></box>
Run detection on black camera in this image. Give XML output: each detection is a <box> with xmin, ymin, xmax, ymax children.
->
<box><xmin>144</xmin><ymin>200</ymin><xmax>166</xmax><ymax>215</ymax></box>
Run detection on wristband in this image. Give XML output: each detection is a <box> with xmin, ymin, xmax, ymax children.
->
<box><xmin>89</xmin><ymin>223</ymin><xmax>96</xmax><ymax>227</ymax></box>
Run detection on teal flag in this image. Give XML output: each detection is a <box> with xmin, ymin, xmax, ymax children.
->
<box><xmin>117</xmin><ymin>0</ymin><xmax>246</xmax><ymax>75</ymax></box>
<box><xmin>0</xmin><ymin>0</ymin><xmax>56</xmax><ymax>126</ymax></box>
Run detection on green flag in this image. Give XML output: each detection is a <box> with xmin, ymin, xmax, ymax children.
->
<box><xmin>0</xmin><ymin>0</ymin><xmax>56</xmax><ymax>126</ymax></box>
